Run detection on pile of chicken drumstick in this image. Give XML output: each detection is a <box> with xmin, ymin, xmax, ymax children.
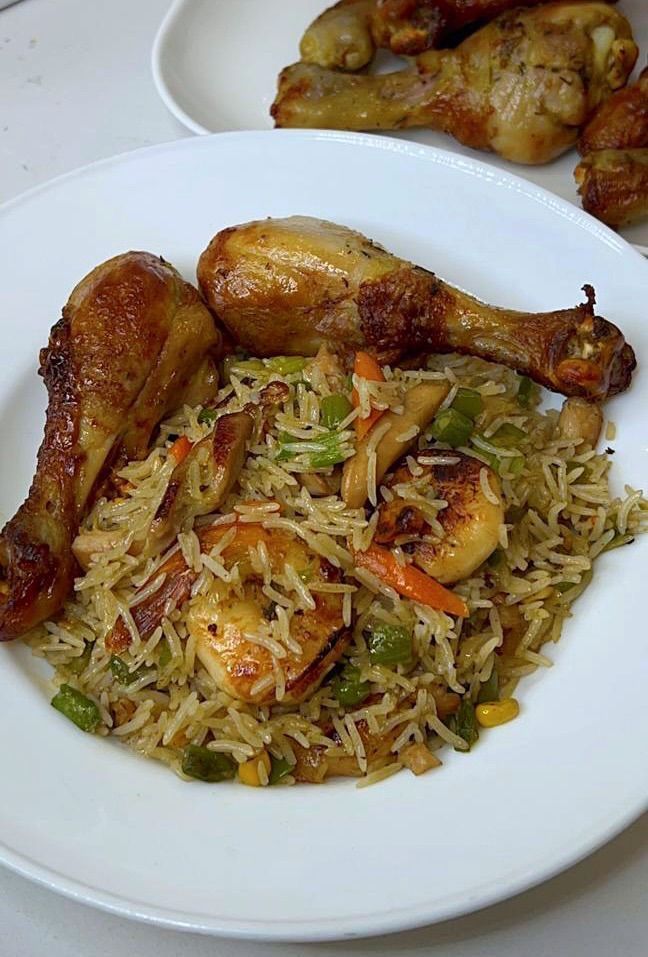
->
<box><xmin>271</xmin><ymin>0</ymin><xmax>648</xmax><ymax>226</ymax></box>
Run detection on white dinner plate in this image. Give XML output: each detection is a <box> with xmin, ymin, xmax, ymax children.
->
<box><xmin>151</xmin><ymin>0</ymin><xmax>648</xmax><ymax>252</ymax></box>
<box><xmin>0</xmin><ymin>131</ymin><xmax>646</xmax><ymax>941</ymax></box>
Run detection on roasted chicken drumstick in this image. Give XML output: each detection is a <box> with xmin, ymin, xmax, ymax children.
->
<box><xmin>0</xmin><ymin>253</ymin><xmax>220</xmax><ymax>641</ymax></box>
<box><xmin>198</xmin><ymin>216</ymin><xmax>635</xmax><ymax>400</ymax></box>
<box><xmin>300</xmin><ymin>0</ymin><xmax>548</xmax><ymax>70</ymax></box>
<box><xmin>576</xmin><ymin>149</ymin><xmax>648</xmax><ymax>227</ymax></box>
<box><xmin>575</xmin><ymin>67</ymin><xmax>648</xmax><ymax>226</ymax></box>
<box><xmin>578</xmin><ymin>65</ymin><xmax>648</xmax><ymax>154</ymax></box>
<box><xmin>275</xmin><ymin>2</ymin><xmax>638</xmax><ymax>165</ymax></box>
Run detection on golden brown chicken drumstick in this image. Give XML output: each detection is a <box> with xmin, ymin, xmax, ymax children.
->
<box><xmin>0</xmin><ymin>253</ymin><xmax>220</xmax><ymax>641</ymax></box>
<box><xmin>575</xmin><ymin>67</ymin><xmax>648</xmax><ymax>226</ymax></box>
<box><xmin>578</xmin><ymin>65</ymin><xmax>648</xmax><ymax>154</ymax></box>
<box><xmin>197</xmin><ymin>216</ymin><xmax>635</xmax><ymax>400</ymax></box>
<box><xmin>576</xmin><ymin>149</ymin><xmax>648</xmax><ymax>228</ymax></box>
<box><xmin>300</xmin><ymin>0</ymin><xmax>549</xmax><ymax>71</ymax></box>
<box><xmin>274</xmin><ymin>2</ymin><xmax>638</xmax><ymax>165</ymax></box>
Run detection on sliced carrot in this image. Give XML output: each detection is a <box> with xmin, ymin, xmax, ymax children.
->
<box><xmin>169</xmin><ymin>435</ymin><xmax>193</xmax><ymax>464</ymax></box>
<box><xmin>353</xmin><ymin>543</ymin><xmax>469</xmax><ymax>618</ymax></box>
<box><xmin>352</xmin><ymin>351</ymin><xmax>386</xmax><ymax>440</ymax></box>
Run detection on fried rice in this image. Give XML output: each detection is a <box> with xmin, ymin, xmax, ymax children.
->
<box><xmin>26</xmin><ymin>351</ymin><xmax>648</xmax><ymax>787</ymax></box>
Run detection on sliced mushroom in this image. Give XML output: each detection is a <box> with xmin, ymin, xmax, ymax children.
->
<box><xmin>147</xmin><ymin>410</ymin><xmax>253</xmax><ymax>555</ymax></box>
<box><xmin>299</xmin><ymin>472</ymin><xmax>341</xmax><ymax>497</ymax></box>
<box><xmin>342</xmin><ymin>382</ymin><xmax>450</xmax><ymax>508</ymax></box>
<box><xmin>557</xmin><ymin>397</ymin><xmax>603</xmax><ymax>447</ymax></box>
<box><xmin>71</xmin><ymin>528</ymin><xmax>125</xmax><ymax>572</ymax></box>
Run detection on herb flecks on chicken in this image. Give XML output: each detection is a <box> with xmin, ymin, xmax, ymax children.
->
<box><xmin>275</xmin><ymin>2</ymin><xmax>637</xmax><ymax>165</ymax></box>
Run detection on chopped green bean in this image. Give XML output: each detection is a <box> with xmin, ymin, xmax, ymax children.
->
<box><xmin>308</xmin><ymin>446</ymin><xmax>349</xmax><ymax>469</ymax></box>
<box><xmin>472</xmin><ymin>434</ymin><xmax>524</xmax><ymax>476</ymax></box>
<box><xmin>266</xmin><ymin>356</ymin><xmax>307</xmax><ymax>376</ymax></box>
<box><xmin>181</xmin><ymin>744</ymin><xmax>236</xmax><ymax>782</ymax></box>
<box><xmin>320</xmin><ymin>394</ymin><xmax>353</xmax><ymax>429</ymax></box>
<box><xmin>51</xmin><ymin>684</ymin><xmax>101</xmax><ymax>733</ymax></box>
<box><xmin>516</xmin><ymin>375</ymin><xmax>534</xmax><ymax>407</ymax></box>
<box><xmin>491</xmin><ymin>423</ymin><xmax>527</xmax><ymax>448</ymax></box>
<box><xmin>67</xmin><ymin>641</ymin><xmax>93</xmax><ymax>676</ymax></box>
<box><xmin>269</xmin><ymin>756</ymin><xmax>294</xmax><ymax>785</ymax></box>
<box><xmin>451</xmin><ymin>387</ymin><xmax>482</xmax><ymax>420</ymax></box>
<box><xmin>110</xmin><ymin>655</ymin><xmax>149</xmax><ymax>686</ymax></box>
<box><xmin>158</xmin><ymin>638</ymin><xmax>172</xmax><ymax>668</ymax></box>
<box><xmin>448</xmin><ymin>699</ymin><xmax>479</xmax><ymax>751</ymax></box>
<box><xmin>477</xmin><ymin>670</ymin><xmax>499</xmax><ymax>704</ymax></box>
<box><xmin>554</xmin><ymin>580</ymin><xmax>576</xmax><ymax>594</ymax></box>
<box><xmin>332</xmin><ymin>665</ymin><xmax>370</xmax><ymax>707</ymax></box>
<box><xmin>197</xmin><ymin>407</ymin><xmax>218</xmax><ymax>426</ymax></box>
<box><xmin>366</xmin><ymin>622</ymin><xmax>412</xmax><ymax>667</ymax></box>
<box><xmin>430</xmin><ymin>408</ymin><xmax>474</xmax><ymax>448</ymax></box>
<box><xmin>277</xmin><ymin>429</ymin><xmax>350</xmax><ymax>468</ymax></box>
<box><xmin>230</xmin><ymin>358</ymin><xmax>266</xmax><ymax>379</ymax></box>
<box><xmin>502</xmin><ymin>455</ymin><xmax>525</xmax><ymax>477</ymax></box>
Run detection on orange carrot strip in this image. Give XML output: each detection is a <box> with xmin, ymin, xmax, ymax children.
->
<box><xmin>354</xmin><ymin>543</ymin><xmax>469</xmax><ymax>618</ymax></box>
<box><xmin>352</xmin><ymin>351</ymin><xmax>386</xmax><ymax>440</ymax></box>
<box><xmin>169</xmin><ymin>435</ymin><xmax>193</xmax><ymax>464</ymax></box>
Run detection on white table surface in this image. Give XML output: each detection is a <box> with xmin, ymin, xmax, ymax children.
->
<box><xmin>0</xmin><ymin>0</ymin><xmax>646</xmax><ymax>953</ymax></box>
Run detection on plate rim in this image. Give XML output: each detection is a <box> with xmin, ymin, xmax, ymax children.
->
<box><xmin>0</xmin><ymin>127</ymin><xmax>643</xmax><ymax>264</ymax></box>
<box><xmin>151</xmin><ymin>0</ymin><xmax>212</xmax><ymax>136</ymax></box>
<box><xmin>1</xmin><ymin>798</ymin><xmax>644</xmax><ymax>941</ymax></box>
<box><xmin>0</xmin><ymin>129</ymin><xmax>646</xmax><ymax>941</ymax></box>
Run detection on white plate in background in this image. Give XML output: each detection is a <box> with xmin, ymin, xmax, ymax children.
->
<box><xmin>0</xmin><ymin>131</ymin><xmax>646</xmax><ymax>941</ymax></box>
<box><xmin>151</xmin><ymin>0</ymin><xmax>648</xmax><ymax>252</ymax></box>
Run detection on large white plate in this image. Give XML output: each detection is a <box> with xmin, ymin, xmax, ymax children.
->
<box><xmin>151</xmin><ymin>0</ymin><xmax>648</xmax><ymax>251</ymax></box>
<box><xmin>0</xmin><ymin>131</ymin><xmax>646</xmax><ymax>942</ymax></box>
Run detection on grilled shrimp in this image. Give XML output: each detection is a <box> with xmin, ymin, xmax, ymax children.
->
<box><xmin>375</xmin><ymin>451</ymin><xmax>504</xmax><ymax>584</ymax></box>
<box><xmin>107</xmin><ymin>523</ymin><xmax>350</xmax><ymax>705</ymax></box>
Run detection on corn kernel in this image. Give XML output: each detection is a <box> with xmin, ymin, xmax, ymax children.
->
<box><xmin>476</xmin><ymin>698</ymin><xmax>519</xmax><ymax>728</ymax></box>
<box><xmin>238</xmin><ymin>751</ymin><xmax>271</xmax><ymax>787</ymax></box>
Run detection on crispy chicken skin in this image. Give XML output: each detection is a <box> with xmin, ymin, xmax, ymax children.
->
<box><xmin>0</xmin><ymin>253</ymin><xmax>220</xmax><ymax>641</ymax></box>
<box><xmin>575</xmin><ymin>149</ymin><xmax>648</xmax><ymax>227</ymax></box>
<box><xmin>274</xmin><ymin>2</ymin><xmax>638</xmax><ymax>165</ymax></box>
<box><xmin>197</xmin><ymin>216</ymin><xmax>635</xmax><ymax>400</ymax></box>
<box><xmin>579</xmin><ymin>66</ymin><xmax>648</xmax><ymax>153</ymax></box>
